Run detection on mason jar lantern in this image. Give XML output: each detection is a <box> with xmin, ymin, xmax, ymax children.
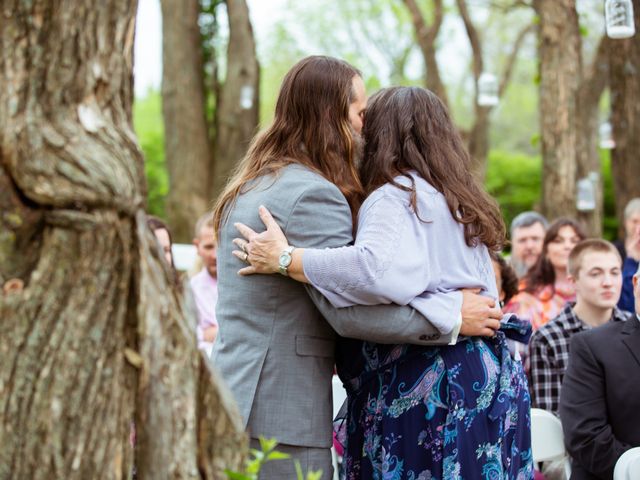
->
<box><xmin>605</xmin><ymin>0</ymin><xmax>636</xmax><ymax>39</ymax></box>
<box><xmin>477</xmin><ymin>73</ymin><xmax>499</xmax><ymax>107</ymax></box>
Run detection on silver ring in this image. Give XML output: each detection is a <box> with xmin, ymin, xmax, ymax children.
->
<box><xmin>243</xmin><ymin>252</ymin><xmax>249</xmax><ymax>262</ymax></box>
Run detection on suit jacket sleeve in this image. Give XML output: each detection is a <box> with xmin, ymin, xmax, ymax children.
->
<box><xmin>560</xmin><ymin>333</ymin><xmax>631</xmax><ymax>478</ymax></box>
<box><xmin>284</xmin><ymin>181</ymin><xmax>452</xmax><ymax>346</ymax></box>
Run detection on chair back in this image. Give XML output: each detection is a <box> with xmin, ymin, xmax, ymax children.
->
<box><xmin>614</xmin><ymin>447</ymin><xmax>640</xmax><ymax>480</ymax></box>
<box><xmin>332</xmin><ymin>375</ymin><xmax>347</xmax><ymax>419</ymax></box>
<box><xmin>531</xmin><ymin>408</ymin><xmax>565</xmax><ymax>462</ymax></box>
<box><xmin>531</xmin><ymin>408</ymin><xmax>571</xmax><ymax>478</ymax></box>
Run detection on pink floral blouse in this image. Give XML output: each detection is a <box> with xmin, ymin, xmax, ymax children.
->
<box><xmin>504</xmin><ymin>279</ymin><xmax>576</xmax><ymax>331</ymax></box>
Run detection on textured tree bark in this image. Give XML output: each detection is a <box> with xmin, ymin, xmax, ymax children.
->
<box><xmin>161</xmin><ymin>0</ymin><xmax>213</xmax><ymax>242</ymax></box>
<box><xmin>211</xmin><ymin>0</ymin><xmax>260</xmax><ymax>198</ymax></box>
<box><xmin>576</xmin><ymin>36</ymin><xmax>611</xmax><ymax>237</ymax></box>
<box><xmin>0</xmin><ymin>1</ymin><xmax>246</xmax><ymax>478</ymax></box>
<box><xmin>211</xmin><ymin>0</ymin><xmax>260</xmax><ymax>199</ymax></box>
<box><xmin>403</xmin><ymin>0</ymin><xmax>450</xmax><ymax>108</ymax></box>
<box><xmin>610</xmin><ymin>0</ymin><xmax>640</xmax><ymax>237</ymax></box>
<box><xmin>534</xmin><ymin>0</ymin><xmax>581</xmax><ymax>220</ymax></box>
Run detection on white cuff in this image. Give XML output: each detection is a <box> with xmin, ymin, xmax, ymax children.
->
<box><xmin>448</xmin><ymin>312</ymin><xmax>462</xmax><ymax>345</ymax></box>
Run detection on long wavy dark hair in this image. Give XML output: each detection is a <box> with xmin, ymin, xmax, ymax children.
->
<box><xmin>360</xmin><ymin>86</ymin><xmax>505</xmax><ymax>251</ymax></box>
<box><xmin>523</xmin><ymin>217</ymin><xmax>586</xmax><ymax>294</ymax></box>
<box><xmin>213</xmin><ymin>56</ymin><xmax>365</xmax><ymax>235</ymax></box>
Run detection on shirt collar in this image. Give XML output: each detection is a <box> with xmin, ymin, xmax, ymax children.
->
<box><xmin>567</xmin><ymin>304</ymin><xmax>629</xmax><ymax>329</ymax></box>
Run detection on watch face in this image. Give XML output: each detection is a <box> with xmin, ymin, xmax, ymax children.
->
<box><xmin>279</xmin><ymin>252</ymin><xmax>292</xmax><ymax>267</ymax></box>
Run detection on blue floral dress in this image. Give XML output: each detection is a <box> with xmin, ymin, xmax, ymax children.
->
<box><xmin>335</xmin><ymin>323</ymin><xmax>533</xmax><ymax>480</ymax></box>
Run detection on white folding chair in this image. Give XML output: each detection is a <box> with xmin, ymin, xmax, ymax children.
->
<box><xmin>530</xmin><ymin>408</ymin><xmax>571</xmax><ymax>479</ymax></box>
<box><xmin>614</xmin><ymin>447</ymin><xmax>640</xmax><ymax>480</ymax></box>
<box><xmin>332</xmin><ymin>375</ymin><xmax>347</xmax><ymax>418</ymax></box>
<box><xmin>331</xmin><ymin>375</ymin><xmax>348</xmax><ymax>480</ymax></box>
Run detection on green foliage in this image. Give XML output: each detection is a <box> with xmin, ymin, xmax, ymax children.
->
<box><xmin>225</xmin><ymin>437</ymin><xmax>322</xmax><ymax>480</ymax></box>
<box><xmin>485</xmin><ymin>149</ymin><xmax>620</xmax><ymax>245</ymax></box>
<box><xmin>485</xmin><ymin>150</ymin><xmax>542</xmax><ymax>233</ymax></box>
<box><xmin>133</xmin><ymin>91</ymin><xmax>167</xmax><ymax>218</ymax></box>
<box><xmin>600</xmin><ymin>150</ymin><xmax>618</xmax><ymax>241</ymax></box>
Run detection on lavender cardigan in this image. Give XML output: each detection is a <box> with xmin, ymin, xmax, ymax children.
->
<box><xmin>303</xmin><ymin>171</ymin><xmax>498</xmax><ymax>335</ymax></box>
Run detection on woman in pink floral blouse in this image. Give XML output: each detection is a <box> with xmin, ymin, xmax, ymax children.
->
<box><xmin>505</xmin><ymin>218</ymin><xmax>586</xmax><ymax>331</ymax></box>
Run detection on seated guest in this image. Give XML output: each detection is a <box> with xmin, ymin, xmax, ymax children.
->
<box><xmin>190</xmin><ymin>213</ymin><xmax>218</xmax><ymax>355</ymax></box>
<box><xmin>490</xmin><ymin>251</ymin><xmax>519</xmax><ymax>308</ymax></box>
<box><xmin>147</xmin><ymin>215</ymin><xmax>175</xmax><ymax>267</ymax></box>
<box><xmin>505</xmin><ymin>218</ymin><xmax>586</xmax><ymax>331</ymax></box>
<box><xmin>529</xmin><ymin>239</ymin><xmax>630</xmax><ymax>415</ymax></box>
<box><xmin>505</xmin><ymin>218</ymin><xmax>585</xmax><ymax>365</ymax></box>
<box><xmin>509</xmin><ymin>211</ymin><xmax>549</xmax><ymax>279</ymax></box>
<box><xmin>147</xmin><ymin>215</ymin><xmax>179</xmax><ymax>287</ymax></box>
<box><xmin>560</xmin><ymin>263</ymin><xmax>640</xmax><ymax>479</ymax></box>
<box><xmin>615</xmin><ymin>198</ymin><xmax>640</xmax><ymax>313</ymax></box>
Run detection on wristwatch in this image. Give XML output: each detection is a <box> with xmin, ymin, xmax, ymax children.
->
<box><xmin>278</xmin><ymin>246</ymin><xmax>296</xmax><ymax>276</ymax></box>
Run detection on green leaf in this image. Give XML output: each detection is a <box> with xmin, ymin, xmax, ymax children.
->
<box><xmin>224</xmin><ymin>469</ymin><xmax>253</xmax><ymax>480</ymax></box>
<box><xmin>305</xmin><ymin>470</ymin><xmax>323</xmax><ymax>480</ymax></box>
<box><xmin>266</xmin><ymin>450</ymin><xmax>291</xmax><ymax>461</ymax></box>
<box><xmin>258</xmin><ymin>436</ymin><xmax>279</xmax><ymax>453</ymax></box>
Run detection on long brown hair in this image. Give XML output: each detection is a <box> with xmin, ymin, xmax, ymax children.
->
<box><xmin>360</xmin><ymin>86</ymin><xmax>505</xmax><ymax>251</ymax></box>
<box><xmin>523</xmin><ymin>217</ymin><xmax>586</xmax><ymax>294</ymax></box>
<box><xmin>213</xmin><ymin>56</ymin><xmax>365</xmax><ymax>235</ymax></box>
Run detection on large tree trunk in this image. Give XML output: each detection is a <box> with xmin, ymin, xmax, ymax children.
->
<box><xmin>211</xmin><ymin>0</ymin><xmax>260</xmax><ymax>199</ymax></box>
<box><xmin>161</xmin><ymin>0</ymin><xmax>213</xmax><ymax>242</ymax></box>
<box><xmin>534</xmin><ymin>0</ymin><xmax>582</xmax><ymax>220</ymax></box>
<box><xmin>610</xmin><ymin>0</ymin><xmax>640</xmax><ymax>237</ymax></box>
<box><xmin>576</xmin><ymin>37</ymin><xmax>611</xmax><ymax>237</ymax></box>
<box><xmin>0</xmin><ymin>1</ymin><xmax>246</xmax><ymax>478</ymax></box>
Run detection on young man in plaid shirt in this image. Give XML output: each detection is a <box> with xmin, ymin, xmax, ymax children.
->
<box><xmin>528</xmin><ymin>239</ymin><xmax>631</xmax><ymax>414</ymax></box>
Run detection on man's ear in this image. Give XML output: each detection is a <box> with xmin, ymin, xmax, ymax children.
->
<box><xmin>633</xmin><ymin>274</ymin><xmax>638</xmax><ymax>289</ymax></box>
<box><xmin>193</xmin><ymin>237</ymin><xmax>200</xmax><ymax>247</ymax></box>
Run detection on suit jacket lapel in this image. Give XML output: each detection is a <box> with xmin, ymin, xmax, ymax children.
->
<box><xmin>621</xmin><ymin>318</ymin><xmax>640</xmax><ymax>369</ymax></box>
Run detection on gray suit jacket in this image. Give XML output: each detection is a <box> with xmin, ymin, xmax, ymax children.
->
<box><xmin>212</xmin><ymin>164</ymin><xmax>450</xmax><ymax>448</ymax></box>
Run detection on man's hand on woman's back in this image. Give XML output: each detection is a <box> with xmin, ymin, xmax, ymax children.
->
<box><xmin>460</xmin><ymin>288</ymin><xmax>502</xmax><ymax>337</ymax></box>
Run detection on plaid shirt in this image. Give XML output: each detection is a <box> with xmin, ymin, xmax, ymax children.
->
<box><xmin>528</xmin><ymin>303</ymin><xmax>630</xmax><ymax>415</ymax></box>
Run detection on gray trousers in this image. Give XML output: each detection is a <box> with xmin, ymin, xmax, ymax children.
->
<box><xmin>250</xmin><ymin>438</ymin><xmax>333</xmax><ymax>480</ymax></box>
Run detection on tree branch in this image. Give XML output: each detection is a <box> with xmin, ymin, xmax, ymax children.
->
<box><xmin>402</xmin><ymin>0</ymin><xmax>449</xmax><ymax>107</ymax></box>
<box><xmin>499</xmin><ymin>23</ymin><xmax>535</xmax><ymax>96</ymax></box>
<box><xmin>456</xmin><ymin>0</ymin><xmax>483</xmax><ymax>79</ymax></box>
<box><xmin>487</xmin><ymin>0</ymin><xmax>533</xmax><ymax>11</ymax></box>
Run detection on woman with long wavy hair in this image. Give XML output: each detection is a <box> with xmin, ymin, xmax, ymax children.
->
<box><xmin>235</xmin><ymin>86</ymin><xmax>533</xmax><ymax>479</ymax></box>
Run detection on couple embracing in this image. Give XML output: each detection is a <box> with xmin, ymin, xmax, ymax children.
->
<box><xmin>211</xmin><ymin>56</ymin><xmax>533</xmax><ymax>480</ymax></box>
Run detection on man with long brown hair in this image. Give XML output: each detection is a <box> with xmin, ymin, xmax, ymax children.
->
<box><xmin>211</xmin><ymin>57</ymin><xmax>501</xmax><ymax>479</ymax></box>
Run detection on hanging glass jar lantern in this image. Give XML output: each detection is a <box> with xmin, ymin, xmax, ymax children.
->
<box><xmin>240</xmin><ymin>85</ymin><xmax>255</xmax><ymax>110</ymax></box>
<box><xmin>605</xmin><ymin>0</ymin><xmax>636</xmax><ymax>39</ymax></box>
<box><xmin>599</xmin><ymin>122</ymin><xmax>615</xmax><ymax>149</ymax></box>
<box><xmin>477</xmin><ymin>73</ymin><xmax>499</xmax><ymax>107</ymax></box>
<box><xmin>576</xmin><ymin>176</ymin><xmax>597</xmax><ymax>212</ymax></box>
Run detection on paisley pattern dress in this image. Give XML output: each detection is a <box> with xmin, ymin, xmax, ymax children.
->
<box><xmin>302</xmin><ymin>173</ymin><xmax>534</xmax><ymax>479</ymax></box>
<box><xmin>335</xmin><ymin>323</ymin><xmax>533</xmax><ymax>480</ymax></box>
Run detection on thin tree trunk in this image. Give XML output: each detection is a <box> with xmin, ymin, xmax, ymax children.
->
<box><xmin>403</xmin><ymin>0</ymin><xmax>450</xmax><ymax>108</ymax></box>
<box><xmin>534</xmin><ymin>0</ymin><xmax>582</xmax><ymax>220</ymax></box>
<box><xmin>0</xmin><ymin>1</ymin><xmax>246</xmax><ymax>478</ymax></box>
<box><xmin>610</xmin><ymin>0</ymin><xmax>640</xmax><ymax>237</ymax></box>
<box><xmin>211</xmin><ymin>0</ymin><xmax>260</xmax><ymax>199</ymax></box>
<box><xmin>576</xmin><ymin>36</ymin><xmax>611</xmax><ymax>237</ymax></box>
<box><xmin>161</xmin><ymin>0</ymin><xmax>212</xmax><ymax>242</ymax></box>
